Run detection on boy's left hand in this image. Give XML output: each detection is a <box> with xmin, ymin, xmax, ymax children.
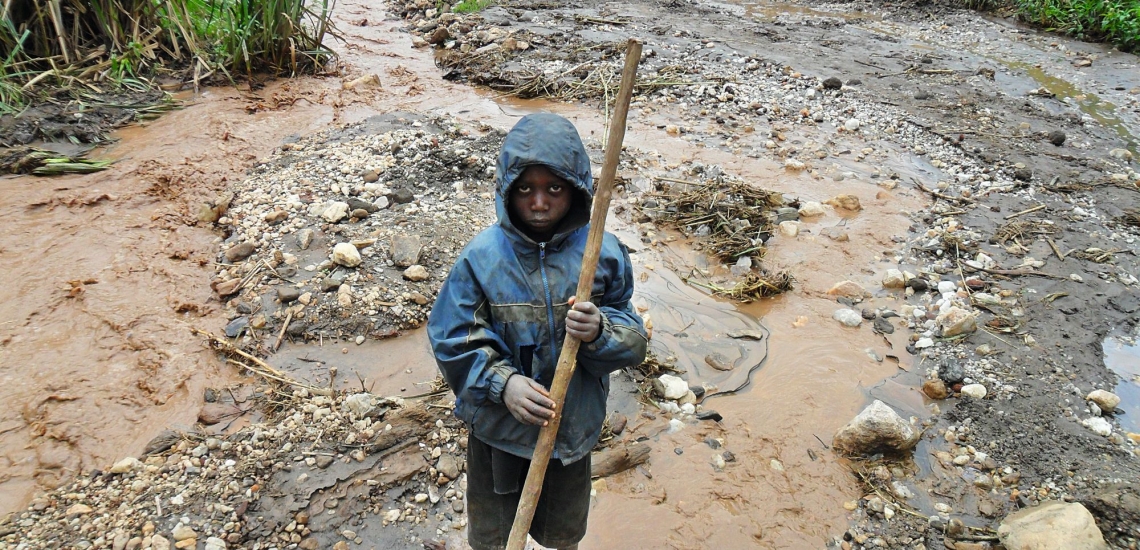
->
<box><xmin>566</xmin><ymin>296</ymin><xmax>601</xmax><ymax>342</ymax></box>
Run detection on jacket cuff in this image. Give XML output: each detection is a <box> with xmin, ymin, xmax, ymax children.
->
<box><xmin>487</xmin><ymin>364</ymin><xmax>516</xmax><ymax>404</ymax></box>
<box><xmin>585</xmin><ymin>311</ymin><xmax>612</xmax><ymax>350</ymax></box>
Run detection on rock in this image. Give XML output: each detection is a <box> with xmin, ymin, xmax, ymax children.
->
<box><xmin>697</xmin><ymin>410</ymin><xmax>723</xmax><ymax>422</ymax></box>
<box><xmin>384</xmin><ymin>509</ymin><xmax>401</xmax><ymax>522</ymax></box>
<box><xmin>826</xmin><ymin>194</ymin><xmax>862</xmax><ymax>211</ymax></box>
<box><xmin>883</xmin><ymin>269</ymin><xmax>906</xmax><ymax>289</ymax></box>
<box><xmin>204</xmin><ymin>538</ymin><xmax>227</xmax><ymax>550</ymax></box>
<box><xmin>822</xmin><ymin>77</ymin><xmax>843</xmax><ymax>90</ymax></box>
<box><xmin>321</xmin><ymin>278</ymin><xmax>342</xmax><ymax>292</ymax></box>
<box><xmin>350</xmin><ymin>208</ymin><xmax>370</xmax><ymax>219</ymax></box>
<box><xmin>998</xmin><ymin>501</ymin><xmax>1108</xmax><ymax>550</ymax></box>
<box><xmin>172</xmin><ymin>524</ymin><xmax>197</xmax><ymax>542</ymax></box>
<box><xmin>1083</xmin><ymin>417</ymin><xmax>1113</xmax><ymax>437</ymax></box>
<box><xmin>784</xmin><ymin>158</ymin><xmax>806</xmax><ymax>171</ymax></box>
<box><xmin>1109</xmin><ymin>148</ymin><xmax>1133</xmax><ymax>161</ymax></box>
<box><xmin>299</xmin><ymin>539</ymin><xmax>319</xmax><ymax>550</ymax></box>
<box><xmin>833</xmin><ymin>308</ymin><xmax>862</xmax><ymax>328</ymax></box>
<box><xmin>907</xmin><ymin>278</ymin><xmax>929</xmax><ymax>292</ymax></box>
<box><xmin>938</xmin><ymin>280</ymin><xmax>958</xmax><ymax>295</ymax></box>
<box><xmin>652</xmin><ymin>374</ymin><xmax>690</xmax><ymax>400</ymax></box>
<box><xmin>704</xmin><ymin>352</ymin><xmax>733</xmax><ymax>371</ymax></box>
<box><xmin>960</xmin><ymin>384</ymin><xmax>987</xmax><ymax>399</ymax></box>
<box><xmin>277</xmin><ymin>286</ymin><xmax>301</xmax><ymax>303</ymax></box>
<box><xmin>360</xmin><ymin>170</ymin><xmax>380</xmax><ymax>184</ymax></box>
<box><xmin>775</xmin><ymin>207</ymin><xmax>799</xmax><ymax>223</ymax></box>
<box><xmin>152</xmin><ymin>535</ymin><xmax>171</xmax><ymax>550</ymax></box>
<box><xmin>428</xmin><ymin>26</ymin><xmax>450</xmax><ymax>44</ymax></box>
<box><xmin>316</xmin><ymin>455</ymin><xmax>335</xmax><ymax>469</ymax></box>
<box><xmin>390</xmin><ymin>235</ymin><xmax>422</xmax><ymax>267</ymax></box>
<box><xmin>174</xmin><ymin>539</ymin><xmax>196</xmax><ymax>549</ymax></box>
<box><xmin>833</xmin><ymin>400</ymin><xmax>919</xmax><ymax>455</ymax></box>
<box><xmin>938</xmin><ymin>307</ymin><xmax>977</xmax><ymax>337</ymax></box>
<box><xmin>437</xmin><ymin>454</ymin><xmax>460</xmax><ymax>479</ymax></box>
<box><xmin>322</xmin><ymin>201</ymin><xmax>350</xmax><ymax>223</ymax></box>
<box><xmin>297</xmin><ymin>228</ymin><xmax>315</xmax><ymax>250</ymax></box>
<box><xmin>778</xmin><ymin>221</ymin><xmax>799</xmax><ymax>237</ymax></box>
<box><xmin>110</xmin><ymin>457</ymin><xmax>142</xmax><ymax>474</ymax></box>
<box><xmin>1014</xmin><ymin>167</ymin><xmax>1033</xmax><ymax>181</ymax></box>
<box><xmin>914</xmin><ymin>90</ymin><xmax>932</xmax><ymax>100</ymax></box>
<box><xmin>827</xmin><ymin>281</ymin><xmax>867</xmax><ymax>298</ymax></box>
<box><xmin>1086</xmin><ymin>390</ymin><xmax>1121</xmax><ymax>413</ymax></box>
<box><xmin>223</xmin><ymin>316</ymin><xmax>249</xmax><ymax>338</ymax></box>
<box><xmin>938</xmin><ymin>358</ymin><xmax>965</xmax><ymax>385</ymax></box>
<box><xmin>1048</xmin><ymin>130</ymin><xmax>1066</xmax><ymax>146</ymax></box>
<box><xmin>798</xmin><ymin>201</ymin><xmax>826</xmax><ymax>217</ymax></box>
<box><xmin>922</xmin><ymin>379</ymin><xmax>949</xmax><ymax>400</ymax></box>
<box><xmin>332</xmin><ymin>242</ymin><xmax>362</xmax><ymax>267</ymax></box>
<box><xmin>391</xmin><ymin>188</ymin><xmax>415</xmax><ymax>204</ymax></box>
<box><xmin>66</xmin><ymin>503</ymin><xmax>93</xmax><ymax>517</ymax></box>
<box><xmin>347</xmin><ymin>197</ymin><xmax>378</xmax><ymax>214</ymax></box>
<box><xmin>915</xmin><ymin>337</ymin><xmax>934</xmax><ymax>349</ymax></box>
<box><xmin>373</xmin><ymin>196</ymin><xmax>390</xmax><ymax>210</ymax></box>
<box><xmin>844</xmin><ymin>119</ymin><xmax>861</xmax><ymax>132</ymax></box>
<box><xmin>225</xmin><ymin>242</ymin><xmax>256</xmax><ymax>262</ymax></box>
<box><xmin>343</xmin><ymin>393</ymin><xmax>381</xmax><ymax>417</ymax></box>
<box><xmin>873</xmin><ymin>316</ymin><xmax>894</xmax><ymax>334</ymax></box>
<box><xmin>452</xmin><ymin>500</ymin><xmax>465</xmax><ymax>513</ymax></box>
<box><xmin>403</xmin><ymin>265</ymin><xmax>429</xmax><ymax>281</ymax></box>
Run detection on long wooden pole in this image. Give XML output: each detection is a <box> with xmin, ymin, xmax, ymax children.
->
<box><xmin>505</xmin><ymin>38</ymin><xmax>642</xmax><ymax>550</ymax></box>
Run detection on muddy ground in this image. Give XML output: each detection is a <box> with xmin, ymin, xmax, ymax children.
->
<box><xmin>2</xmin><ymin>0</ymin><xmax>1140</xmax><ymax>548</ymax></box>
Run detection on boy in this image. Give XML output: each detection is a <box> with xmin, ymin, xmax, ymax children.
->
<box><xmin>427</xmin><ymin>113</ymin><xmax>648</xmax><ymax>550</ymax></box>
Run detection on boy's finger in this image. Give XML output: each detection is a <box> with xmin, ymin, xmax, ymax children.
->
<box><xmin>524</xmin><ymin>377</ymin><xmax>553</xmax><ymax>399</ymax></box>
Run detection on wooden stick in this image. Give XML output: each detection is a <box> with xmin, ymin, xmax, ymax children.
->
<box><xmin>506</xmin><ymin>38</ymin><xmax>642</xmax><ymax>550</ymax></box>
<box><xmin>273</xmin><ymin>311</ymin><xmax>293</xmax><ymax>352</ymax></box>
<box><xmin>1004</xmin><ymin>204</ymin><xmax>1046</xmax><ymax>219</ymax></box>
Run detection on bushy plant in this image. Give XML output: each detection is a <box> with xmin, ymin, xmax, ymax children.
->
<box><xmin>1013</xmin><ymin>0</ymin><xmax>1140</xmax><ymax>51</ymax></box>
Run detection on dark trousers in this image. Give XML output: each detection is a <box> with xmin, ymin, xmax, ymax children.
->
<box><xmin>466</xmin><ymin>436</ymin><xmax>591</xmax><ymax>550</ymax></box>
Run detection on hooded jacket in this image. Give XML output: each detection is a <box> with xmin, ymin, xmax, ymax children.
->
<box><xmin>427</xmin><ymin>113</ymin><xmax>648</xmax><ymax>464</ymax></box>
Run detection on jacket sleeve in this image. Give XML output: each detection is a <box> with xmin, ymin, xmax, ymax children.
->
<box><xmin>427</xmin><ymin>254</ymin><xmax>515</xmax><ymax>406</ymax></box>
<box><xmin>576</xmin><ymin>239</ymin><xmax>648</xmax><ymax>378</ymax></box>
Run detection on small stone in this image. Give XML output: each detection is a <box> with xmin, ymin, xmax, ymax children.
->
<box><xmin>110</xmin><ymin>457</ymin><xmax>142</xmax><ymax>474</ymax></box>
<box><xmin>316</xmin><ymin>455</ymin><xmax>335</xmax><ymax>469</ymax></box>
<box><xmin>452</xmin><ymin>500</ymin><xmax>465</xmax><ymax>513</ymax></box>
<box><xmin>826</xmin><ymin>194</ymin><xmax>862</xmax><ymax>211</ymax></box>
<box><xmin>833</xmin><ymin>400</ymin><xmax>920</xmax><ymax>455</ymax></box>
<box><xmin>390</xmin><ymin>235</ymin><xmax>423</xmax><ymax>267</ymax></box>
<box><xmin>225</xmin><ymin>242</ymin><xmax>256</xmax><ymax>262</ymax></box>
<box><xmin>798</xmin><ymin>201</ymin><xmax>826</xmax><ymax>217</ymax></box>
<box><xmin>960</xmin><ymin>384</ymin><xmax>987</xmax><ymax>399</ymax></box>
<box><xmin>922</xmin><ymin>379</ymin><xmax>949</xmax><ymax>400</ymax></box>
<box><xmin>360</xmin><ymin>169</ymin><xmax>380</xmax><ymax>183</ymax></box>
<box><xmin>873</xmin><ymin>316</ymin><xmax>894</xmax><ymax>334</ymax></box>
<box><xmin>351</xmin><ymin>208</ymin><xmax>370</xmax><ymax>219</ymax></box>
<box><xmin>1087</xmin><ymin>390</ymin><xmax>1121</xmax><ymax>412</ymax></box>
<box><xmin>414</xmin><ymin>493</ymin><xmax>429</xmax><ymax>503</ymax></box>
<box><xmin>827</xmin><ymin>281</ymin><xmax>866</xmax><ymax>299</ymax></box>
<box><xmin>333</xmin><ymin>542</ymin><xmax>349</xmax><ymax>550</ymax></box>
<box><xmin>914</xmin><ymin>337</ymin><xmax>934</xmax><ymax>348</ymax></box>
<box><xmin>998</xmin><ymin>501</ymin><xmax>1108</xmax><ymax>549</ymax></box>
<box><xmin>277</xmin><ymin>286</ymin><xmax>301</xmax><ymax>303</ymax></box>
<box><xmin>65</xmin><ymin>503</ymin><xmax>93</xmax><ymax>517</ymax></box>
<box><xmin>778</xmin><ymin>221</ymin><xmax>799</xmax><ymax>237</ymax></box>
<box><xmin>321</xmin><ymin>278</ymin><xmax>341</xmax><ymax>292</ymax></box>
<box><xmin>652</xmin><ymin>374</ymin><xmax>689</xmax><ymax>400</ymax></box>
<box><xmin>332</xmin><ymin>242</ymin><xmax>362</xmax><ymax>267</ymax></box>
<box><xmin>403</xmin><ymin>265</ymin><xmax>429</xmax><ymax>281</ymax></box>
<box><xmin>938</xmin><ymin>307</ymin><xmax>977</xmax><ymax>337</ymax></box>
<box><xmin>1082</xmin><ymin>417</ymin><xmax>1113</xmax><ymax>437</ymax></box>
<box><xmin>391</xmin><ymin>189</ymin><xmax>415</xmax><ymax>204</ymax></box>
<box><xmin>704</xmin><ymin>352</ymin><xmax>733</xmax><ymax>371</ymax></box>
<box><xmin>385</xmin><ymin>509</ymin><xmax>402</xmax><ymax>522</ymax></box>
<box><xmin>1109</xmin><ymin>148</ymin><xmax>1133</xmax><ymax>161</ymax></box>
<box><xmin>172</xmin><ymin>524</ymin><xmax>197</xmax><ymax>542</ymax></box>
<box><xmin>428</xmin><ymin>27</ymin><xmax>449</xmax><ymax>44</ymax></box>
<box><xmin>833</xmin><ymin>308</ymin><xmax>862</xmax><ymax>328</ymax></box>
<box><xmin>152</xmin><ymin>535</ymin><xmax>171</xmax><ymax>550</ymax></box>
<box><xmin>322</xmin><ymin>201</ymin><xmax>350</xmax><ymax>223</ymax></box>
<box><xmin>297</xmin><ymin>229</ymin><xmax>315</xmax><ymax>250</ymax></box>
<box><xmin>938</xmin><ymin>358</ymin><xmax>966</xmax><ymax>385</ymax></box>
<box><xmin>1048</xmin><ymin>130</ymin><xmax>1066</xmax><ymax>146</ymax></box>
<box><xmin>822</xmin><ymin>77</ymin><xmax>843</xmax><ymax>90</ymax></box>
<box><xmin>204</xmin><ymin>538</ymin><xmax>227</xmax><ymax>550</ymax></box>
<box><xmin>882</xmin><ymin>269</ymin><xmax>905</xmax><ymax>289</ymax></box>
<box><xmin>437</xmin><ymin>454</ymin><xmax>461</xmax><ymax>479</ymax></box>
<box><xmin>844</xmin><ymin>119</ymin><xmax>861</xmax><ymax>132</ymax></box>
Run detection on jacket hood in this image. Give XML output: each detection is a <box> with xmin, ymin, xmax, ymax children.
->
<box><xmin>494</xmin><ymin>113</ymin><xmax>593</xmax><ymax>245</ymax></box>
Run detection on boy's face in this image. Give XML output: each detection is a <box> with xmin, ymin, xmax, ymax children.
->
<box><xmin>509</xmin><ymin>165</ymin><xmax>572</xmax><ymax>243</ymax></box>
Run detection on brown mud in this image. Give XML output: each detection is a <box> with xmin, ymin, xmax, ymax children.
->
<box><xmin>2</xmin><ymin>0</ymin><xmax>1140</xmax><ymax>548</ymax></box>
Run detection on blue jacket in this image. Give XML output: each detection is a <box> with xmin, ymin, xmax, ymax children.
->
<box><xmin>427</xmin><ymin>114</ymin><xmax>648</xmax><ymax>464</ymax></box>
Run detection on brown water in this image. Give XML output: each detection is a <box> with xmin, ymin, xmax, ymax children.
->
<box><xmin>0</xmin><ymin>1</ymin><xmax>934</xmax><ymax>546</ymax></box>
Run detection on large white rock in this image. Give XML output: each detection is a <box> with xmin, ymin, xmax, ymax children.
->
<box><xmin>960</xmin><ymin>384</ymin><xmax>987</xmax><ymax>399</ymax></box>
<box><xmin>343</xmin><ymin>393</ymin><xmax>380</xmax><ymax>417</ymax></box>
<box><xmin>1082</xmin><ymin>417</ymin><xmax>1113</xmax><ymax>437</ymax></box>
<box><xmin>938</xmin><ymin>306</ymin><xmax>977</xmax><ymax>337</ymax></box>
<box><xmin>1086</xmin><ymin>390</ymin><xmax>1121</xmax><ymax>413</ymax></box>
<box><xmin>833</xmin><ymin>308</ymin><xmax>863</xmax><ymax>328</ymax></box>
<box><xmin>652</xmin><ymin>374</ymin><xmax>690</xmax><ymax>401</ymax></box>
<box><xmin>110</xmin><ymin>457</ymin><xmax>142</xmax><ymax>474</ymax></box>
<box><xmin>799</xmin><ymin>201</ymin><xmax>826</xmax><ymax>217</ymax></box>
<box><xmin>778</xmin><ymin>221</ymin><xmax>800</xmax><ymax>237</ymax></box>
<box><xmin>998</xmin><ymin>501</ymin><xmax>1108</xmax><ymax>550</ymax></box>
<box><xmin>332</xmin><ymin>242</ymin><xmax>362</xmax><ymax>267</ymax></box>
<box><xmin>321</xmin><ymin>201</ymin><xmax>350</xmax><ymax>223</ymax></box>
<box><xmin>883</xmin><ymin>269</ymin><xmax>906</xmax><ymax>289</ymax></box>
<box><xmin>833</xmin><ymin>400</ymin><xmax>919</xmax><ymax>456</ymax></box>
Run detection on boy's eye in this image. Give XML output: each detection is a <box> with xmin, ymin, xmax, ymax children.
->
<box><xmin>515</xmin><ymin>185</ymin><xmax>532</xmax><ymax>193</ymax></box>
<box><xmin>549</xmin><ymin>185</ymin><xmax>563</xmax><ymax>193</ymax></box>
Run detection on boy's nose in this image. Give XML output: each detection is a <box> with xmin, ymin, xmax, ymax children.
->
<box><xmin>531</xmin><ymin>193</ymin><xmax>549</xmax><ymax>210</ymax></box>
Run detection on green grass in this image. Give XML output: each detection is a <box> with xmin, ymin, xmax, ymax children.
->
<box><xmin>452</xmin><ymin>0</ymin><xmax>494</xmax><ymax>14</ymax></box>
<box><xmin>1008</xmin><ymin>0</ymin><xmax>1139</xmax><ymax>51</ymax></box>
<box><xmin>0</xmin><ymin>0</ymin><xmax>339</xmax><ymax>112</ymax></box>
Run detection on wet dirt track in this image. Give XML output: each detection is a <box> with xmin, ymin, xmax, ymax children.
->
<box><xmin>3</xmin><ymin>0</ymin><xmax>1140</xmax><ymax>547</ymax></box>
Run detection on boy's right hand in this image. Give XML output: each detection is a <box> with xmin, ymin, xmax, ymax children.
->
<box><xmin>503</xmin><ymin>374</ymin><xmax>556</xmax><ymax>427</ymax></box>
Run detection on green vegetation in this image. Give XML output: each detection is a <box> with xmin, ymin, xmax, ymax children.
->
<box><xmin>452</xmin><ymin>0</ymin><xmax>494</xmax><ymax>14</ymax></box>
<box><xmin>0</xmin><ymin>0</ymin><xmax>339</xmax><ymax>112</ymax></box>
<box><xmin>1013</xmin><ymin>0</ymin><xmax>1139</xmax><ymax>51</ymax></box>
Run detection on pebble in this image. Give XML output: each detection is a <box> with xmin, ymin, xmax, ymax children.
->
<box><xmin>778</xmin><ymin>220</ymin><xmax>800</xmax><ymax>237</ymax></box>
<box><xmin>403</xmin><ymin>265</ymin><xmax>430</xmax><ymax>281</ymax></box>
<box><xmin>1083</xmin><ymin>417</ymin><xmax>1113</xmax><ymax>436</ymax></box>
<box><xmin>391</xmin><ymin>234</ymin><xmax>423</xmax><ymax>267</ymax></box>
<box><xmin>322</xmin><ymin>201</ymin><xmax>350</xmax><ymax>223</ymax></box>
<box><xmin>172</xmin><ymin>524</ymin><xmax>197</xmax><ymax>542</ymax></box>
<box><xmin>332</xmin><ymin>242</ymin><xmax>362</xmax><ymax>267</ymax></box>
<box><xmin>297</xmin><ymin>228</ymin><xmax>315</xmax><ymax>250</ymax></box>
<box><xmin>225</xmin><ymin>242</ymin><xmax>257</xmax><ymax>262</ymax></box>
<box><xmin>822</xmin><ymin>76</ymin><xmax>842</xmax><ymax>90</ymax></box>
<box><xmin>1048</xmin><ymin>130</ymin><xmax>1066</xmax><ymax>146</ymax></box>
<box><xmin>1087</xmin><ymin>389</ymin><xmax>1121</xmax><ymax>412</ymax></box>
<box><xmin>844</xmin><ymin>119</ymin><xmax>861</xmax><ymax>132</ymax></box>
<box><xmin>961</xmin><ymin>384</ymin><xmax>987</xmax><ymax>399</ymax></box>
<box><xmin>922</xmin><ymin>379</ymin><xmax>949</xmax><ymax>400</ymax></box>
<box><xmin>882</xmin><ymin>269</ymin><xmax>905</xmax><ymax>289</ymax></box>
<box><xmin>827</xmin><ymin>281</ymin><xmax>866</xmax><ymax>298</ymax></box>
<box><xmin>833</xmin><ymin>308</ymin><xmax>862</xmax><ymax>328</ymax></box>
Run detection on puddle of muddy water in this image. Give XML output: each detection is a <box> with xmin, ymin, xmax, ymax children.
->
<box><xmin>1104</xmin><ymin>335</ymin><xmax>1140</xmax><ymax>433</ymax></box>
<box><xmin>1000</xmin><ymin>60</ymin><xmax>1138</xmax><ymax>154</ymax></box>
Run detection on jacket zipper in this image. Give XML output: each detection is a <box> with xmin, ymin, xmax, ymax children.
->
<box><xmin>538</xmin><ymin>242</ymin><xmax>558</xmax><ymax>386</ymax></box>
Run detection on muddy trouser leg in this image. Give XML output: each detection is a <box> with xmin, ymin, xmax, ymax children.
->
<box><xmin>466</xmin><ymin>436</ymin><xmax>591</xmax><ymax>550</ymax></box>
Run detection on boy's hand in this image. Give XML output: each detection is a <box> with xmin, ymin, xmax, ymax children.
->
<box><xmin>504</xmin><ymin>374</ymin><xmax>556</xmax><ymax>426</ymax></box>
<box><xmin>566</xmin><ymin>296</ymin><xmax>601</xmax><ymax>342</ymax></box>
